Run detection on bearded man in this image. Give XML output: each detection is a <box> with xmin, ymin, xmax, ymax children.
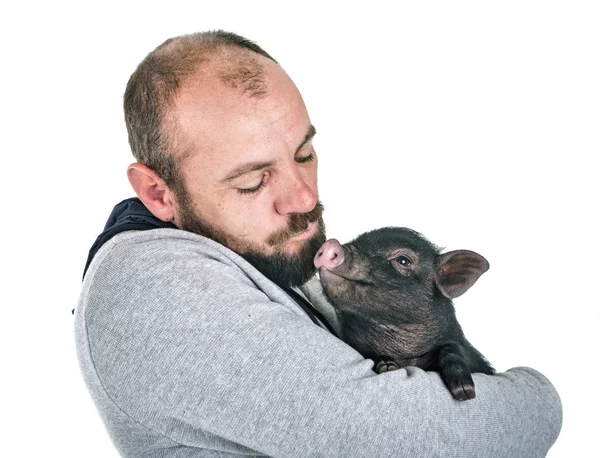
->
<box><xmin>75</xmin><ymin>30</ymin><xmax>562</xmax><ymax>457</ymax></box>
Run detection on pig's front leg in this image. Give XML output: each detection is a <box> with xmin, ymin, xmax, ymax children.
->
<box><xmin>374</xmin><ymin>356</ymin><xmax>400</xmax><ymax>373</ymax></box>
<box><xmin>438</xmin><ymin>343</ymin><xmax>476</xmax><ymax>401</ymax></box>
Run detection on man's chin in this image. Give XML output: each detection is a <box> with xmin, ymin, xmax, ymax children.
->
<box><xmin>240</xmin><ymin>231</ymin><xmax>325</xmax><ymax>289</ymax></box>
<box><xmin>178</xmin><ymin>194</ymin><xmax>327</xmax><ymax>288</ymax></box>
<box><xmin>277</xmin><ymin>238</ymin><xmax>315</xmax><ymax>256</ymax></box>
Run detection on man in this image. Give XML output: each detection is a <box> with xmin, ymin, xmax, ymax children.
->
<box><xmin>75</xmin><ymin>31</ymin><xmax>562</xmax><ymax>457</ymax></box>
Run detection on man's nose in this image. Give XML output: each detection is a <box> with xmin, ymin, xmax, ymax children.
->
<box><xmin>275</xmin><ymin>170</ymin><xmax>317</xmax><ymax>215</ymax></box>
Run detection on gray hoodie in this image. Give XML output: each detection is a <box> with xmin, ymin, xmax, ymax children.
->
<box><xmin>75</xmin><ymin>228</ymin><xmax>562</xmax><ymax>457</ymax></box>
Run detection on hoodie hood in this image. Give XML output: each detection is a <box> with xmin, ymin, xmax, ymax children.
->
<box><xmin>80</xmin><ymin>197</ymin><xmax>336</xmax><ymax>334</ymax></box>
<box><xmin>83</xmin><ymin>197</ymin><xmax>176</xmax><ymax>278</ymax></box>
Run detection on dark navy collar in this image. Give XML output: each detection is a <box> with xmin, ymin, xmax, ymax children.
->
<box><xmin>83</xmin><ymin>197</ymin><xmax>176</xmax><ymax>278</ymax></box>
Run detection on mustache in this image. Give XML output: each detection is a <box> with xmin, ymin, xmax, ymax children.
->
<box><xmin>267</xmin><ymin>201</ymin><xmax>325</xmax><ymax>247</ymax></box>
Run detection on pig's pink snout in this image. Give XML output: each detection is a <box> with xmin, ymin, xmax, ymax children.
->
<box><xmin>314</xmin><ymin>239</ymin><xmax>345</xmax><ymax>270</ymax></box>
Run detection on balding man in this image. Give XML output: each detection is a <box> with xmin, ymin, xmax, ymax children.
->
<box><xmin>75</xmin><ymin>31</ymin><xmax>561</xmax><ymax>458</ymax></box>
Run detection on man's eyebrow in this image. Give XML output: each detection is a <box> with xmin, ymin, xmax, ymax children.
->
<box><xmin>221</xmin><ymin>160</ymin><xmax>275</xmax><ymax>183</ymax></box>
<box><xmin>295</xmin><ymin>124</ymin><xmax>317</xmax><ymax>155</ymax></box>
<box><xmin>221</xmin><ymin>125</ymin><xmax>317</xmax><ymax>183</ymax></box>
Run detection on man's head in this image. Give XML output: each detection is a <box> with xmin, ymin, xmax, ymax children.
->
<box><xmin>124</xmin><ymin>31</ymin><xmax>325</xmax><ymax>288</ymax></box>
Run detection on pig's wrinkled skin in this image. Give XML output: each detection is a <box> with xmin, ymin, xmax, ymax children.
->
<box><xmin>314</xmin><ymin>227</ymin><xmax>495</xmax><ymax>401</ymax></box>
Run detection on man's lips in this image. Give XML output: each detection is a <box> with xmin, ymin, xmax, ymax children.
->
<box><xmin>287</xmin><ymin>220</ymin><xmax>318</xmax><ymax>242</ymax></box>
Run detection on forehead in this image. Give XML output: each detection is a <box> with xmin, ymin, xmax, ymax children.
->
<box><xmin>170</xmin><ymin>59</ymin><xmax>311</xmax><ymax>177</ymax></box>
<box><xmin>351</xmin><ymin>227</ymin><xmax>440</xmax><ymax>256</ymax></box>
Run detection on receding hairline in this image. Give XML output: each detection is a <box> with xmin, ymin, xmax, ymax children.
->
<box><xmin>125</xmin><ymin>31</ymin><xmax>282</xmax><ymax>169</ymax></box>
<box><xmin>153</xmin><ymin>30</ymin><xmax>278</xmax><ymax>62</ymax></box>
<box><xmin>161</xmin><ymin>35</ymin><xmax>277</xmax><ymax>97</ymax></box>
<box><xmin>166</xmin><ymin>55</ymin><xmax>289</xmax><ymax>171</ymax></box>
<box><xmin>127</xmin><ymin>30</ymin><xmax>280</xmax><ymax>120</ymax></box>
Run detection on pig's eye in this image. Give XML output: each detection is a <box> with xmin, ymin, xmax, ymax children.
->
<box><xmin>392</xmin><ymin>255</ymin><xmax>411</xmax><ymax>266</ymax></box>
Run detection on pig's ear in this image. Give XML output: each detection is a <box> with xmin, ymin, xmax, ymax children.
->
<box><xmin>436</xmin><ymin>250</ymin><xmax>489</xmax><ymax>299</ymax></box>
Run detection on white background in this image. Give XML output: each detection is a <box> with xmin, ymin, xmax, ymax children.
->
<box><xmin>2</xmin><ymin>1</ymin><xmax>598</xmax><ymax>456</ymax></box>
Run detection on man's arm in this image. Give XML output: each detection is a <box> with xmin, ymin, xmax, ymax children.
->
<box><xmin>77</xmin><ymin>230</ymin><xmax>562</xmax><ymax>457</ymax></box>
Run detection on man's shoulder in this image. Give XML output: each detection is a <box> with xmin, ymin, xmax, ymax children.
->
<box><xmin>79</xmin><ymin>227</ymin><xmax>274</xmax><ymax>316</ymax></box>
<box><xmin>100</xmin><ymin>226</ymin><xmax>219</xmax><ymax>251</ymax></box>
<box><xmin>80</xmin><ymin>227</ymin><xmax>279</xmax><ymax>315</ymax></box>
<box><xmin>85</xmin><ymin>228</ymin><xmax>240</xmax><ymax>280</ymax></box>
<box><xmin>77</xmin><ymin>227</ymin><xmax>272</xmax><ymax>337</ymax></box>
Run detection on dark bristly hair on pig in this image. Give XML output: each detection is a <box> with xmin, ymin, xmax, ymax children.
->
<box><xmin>313</xmin><ymin>227</ymin><xmax>495</xmax><ymax>401</ymax></box>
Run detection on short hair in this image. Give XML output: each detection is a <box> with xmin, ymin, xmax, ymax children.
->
<box><xmin>123</xmin><ymin>30</ymin><xmax>278</xmax><ymax>194</ymax></box>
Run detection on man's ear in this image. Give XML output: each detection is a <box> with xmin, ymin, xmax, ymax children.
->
<box><xmin>127</xmin><ymin>163</ymin><xmax>177</xmax><ymax>224</ymax></box>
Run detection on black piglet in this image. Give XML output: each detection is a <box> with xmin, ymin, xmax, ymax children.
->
<box><xmin>314</xmin><ymin>227</ymin><xmax>494</xmax><ymax>401</ymax></box>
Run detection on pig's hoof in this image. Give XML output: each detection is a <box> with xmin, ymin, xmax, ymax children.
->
<box><xmin>374</xmin><ymin>357</ymin><xmax>399</xmax><ymax>373</ymax></box>
<box><xmin>448</xmin><ymin>380</ymin><xmax>476</xmax><ymax>401</ymax></box>
<box><xmin>441</xmin><ymin>363</ymin><xmax>476</xmax><ymax>400</ymax></box>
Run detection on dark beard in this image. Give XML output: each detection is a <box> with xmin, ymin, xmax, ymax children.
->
<box><xmin>177</xmin><ymin>190</ymin><xmax>326</xmax><ymax>288</ymax></box>
<box><xmin>241</xmin><ymin>217</ymin><xmax>326</xmax><ymax>288</ymax></box>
